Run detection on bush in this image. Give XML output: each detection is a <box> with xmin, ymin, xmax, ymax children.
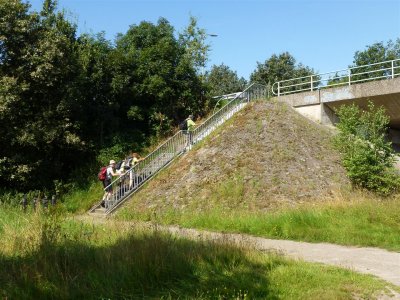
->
<box><xmin>334</xmin><ymin>101</ymin><xmax>400</xmax><ymax>195</ymax></box>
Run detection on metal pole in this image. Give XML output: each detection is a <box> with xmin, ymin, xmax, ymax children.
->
<box><xmin>277</xmin><ymin>82</ymin><xmax>280</xmax><ymax>96</ymax></box>
<box><xmin>348</xmin><ymin>69</ymin><xmax>351</xmax><ymax>86</ymax></box>
<box><xmin>392</xmin><ymin>60</ymin><xmax>395</xmax><ymax>79</ymax></box>
<box><xmin>310</xmin><ymin>75</ymin><xmax>313</xmax><ymax>91</ymax></box>
<box><xmin>32</xmin><ymin>196</ymin><xmax>37</xmax><ymax>211</ymax></box>
<box><xmin>42</xmin><ymin>195</ymin><xmax>48</xmax><ymax>209</ymax></box>
<box><xmin>21</xmin><ymin>194</ymin><xmax>27</xmax><ymax>212</ymax></box>
<box><xmin>51</xmin><ymin>195</ymin><xmax>56</xmax><ymax>206</ymax></box>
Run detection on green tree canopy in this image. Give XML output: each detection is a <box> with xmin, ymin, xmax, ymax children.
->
<box><xmin>352</xmin><ymin>39</ymin><xmax>400</xmax><ymax>67</ymax></box>
<box><xmin>250</xmin><ymin>52</ymin><xmax>316</xmax><ymax>88</ymax></box>
<box><xmin>205</xmin><ymin>64</ymin><xmax>247</xmax><ymax>97</ymax></box>
<box><xmin>0</xmin><ymin>1</ymin><xmax>209</xmax><ymax>192</ymax></box>
<box><xmin>350</xmin><ymin>39</ymin><xmax>400</xmax><ymax>81</ymax></box>
<box><xmin>113</xmin><ymin>18</ymin><xmax>204</xmax><ymax>136</ymax></box>
<box><xmin>0</xmin><ymin>0</ymin><xmax>83</xmax><ymax>189</ymax></box>
<box><xmin>179</xmin><ymin>16</ymin><xmax>210</xmax><ymax>77</ymax></box>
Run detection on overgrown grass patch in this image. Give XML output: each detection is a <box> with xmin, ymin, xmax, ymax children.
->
<box><xmin>62</xmin><ymin>181</ymin><xmax>103</xmax><ymax>213</ymax></box>
<box><xmin>119</xmin><ymin>195</ymin><xmax>400</xmax><ymax>251</ymax></box>
<box><xmin>0</xmin><ymin>208</ymin><xmax>394</xmax><ymax>299</ymax></box>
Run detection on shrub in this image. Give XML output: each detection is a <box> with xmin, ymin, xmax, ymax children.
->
<box><xmin>334</xmin><ymin>101</ymin><xmax>400</xmax><ymax>195</ymax></box>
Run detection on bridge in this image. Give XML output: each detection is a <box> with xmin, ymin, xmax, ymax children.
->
<box><xmin>271</xmin><ymin>59</ymin><xmax>400</xmax><ymax>131</ymax></box>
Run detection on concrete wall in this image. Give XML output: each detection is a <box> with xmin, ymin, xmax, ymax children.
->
<box><xmin>294</xmin><ymin>105</ymin><xmax>322</xmax><ymax>123</ymax></box>
<box><xmin>321</xmin><ymin>77</ymin><xmax>400</xmax><ymax>104</ymax></box>
<box><xmin>292</xmin><ymin>103</ymin><xmax>338</xmax><ymax>126</ymax></box>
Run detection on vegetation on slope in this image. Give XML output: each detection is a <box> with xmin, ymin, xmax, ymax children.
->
<box><xmin>120</xmin><ymin>193</ymin><xmax>400</xmax><ymax>251</ymax></box>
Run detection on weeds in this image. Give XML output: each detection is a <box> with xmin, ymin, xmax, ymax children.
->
<box><xmin>0</xmin><ymin>207</ymin><xmax>394</xmax><ymax>299</ymax></box>
<box><xmin>120</xmin><ymin>192</ymin><xmax>400</xmax><ymax>251</ymax></box>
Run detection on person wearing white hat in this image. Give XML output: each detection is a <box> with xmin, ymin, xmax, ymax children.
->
<box><xmin>102</xmin><ymin>159</ymin><xmax>121</xmax><ymax>207</ymax></box>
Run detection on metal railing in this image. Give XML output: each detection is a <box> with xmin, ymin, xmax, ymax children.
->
<box><xmin>272</xmin><ymin>58</ymin><xmax>400</xmax><ymax>96</ymax></box>
<box><xmin>90</xmin><ymin>82</ymin><xmax>267</xmax><ymax>215</ymax></box>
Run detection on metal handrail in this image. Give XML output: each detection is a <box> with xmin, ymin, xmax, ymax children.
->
<box><xmin>272</xmin><ymin>58</ymin><xmax>400</xmax><ymax>96</ymax></box>
<box><xmin>90</xmin><ymin>82</ymin><xmax>267</xmax><ymax>214</ymax></box>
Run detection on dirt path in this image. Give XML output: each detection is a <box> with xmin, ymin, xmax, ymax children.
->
<box><xmin>78</xmin><ymin>216</ymin><xmax>400</xmax><ymax>288</ymax></box>
<box><xmin>165</xmin><ymin>226</ymin><xmax>400</xmax><ymax>287</ymax></box>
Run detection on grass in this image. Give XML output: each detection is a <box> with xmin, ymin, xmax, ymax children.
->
<box><xmin>118</xmin><ymin>193</ymin><xmax>400</xmax><ymax>252</ymax></box>
<box><xmin>61</xmin><ymin>180</ymin><xmax>104</xmax><ymax>213</ymax></box>
<box><xmin>2</xmin><ymin>99</ymin><xmax>399</xmax><ymax>297</ymax></box>
<box><xmin>0</xmin><ymin>207</ymin><xmax>395</xmax><ymax>299</ymax></box>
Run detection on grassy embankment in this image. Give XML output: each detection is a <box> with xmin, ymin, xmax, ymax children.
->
<box><xmin>0</xmin><ymin>206</ymin><xmax>396</xmax><ymax>299</ymax></box>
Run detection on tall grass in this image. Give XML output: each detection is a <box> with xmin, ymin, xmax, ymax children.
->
<box><xmin>0</xmin><ymin>207</ymin><xmax>393</xmax><ymax>299</ymax></box>
<box><xmin>119</xmin><ymin>194</ymin><xmax>400</xmax><ymax>251</ymax></box>
<box><xmin>61</xmin><ymin>181</ymin><xmax>104</xmax><ymax>213</ymax></box>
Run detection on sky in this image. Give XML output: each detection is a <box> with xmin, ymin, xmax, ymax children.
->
<box><xmin>28</xmin><ymin>0</ymin><xmax>400</xmax><ymax>80</ymax></box>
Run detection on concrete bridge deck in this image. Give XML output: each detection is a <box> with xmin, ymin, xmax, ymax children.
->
<box><xmin>275</xmin><ymin>77</ymin><xmax>400</xmax><ymax>129</ymax></box>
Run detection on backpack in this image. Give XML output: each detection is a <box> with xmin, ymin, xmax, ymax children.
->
<box><xmin>98</xmin><ymin>166</ymin><xmax>107</xmax><ymax>181</ymax></box>
<box><xmin>124</xmin><ymin>157</ymin><xmax>133</xmax><ymax>170</ymax></box>
<box><xmin>115</xmin><ymin>160</ymin><xmax>123</xmax><ymax>170</ymax></box>
<box><xmin>179</xmin><ymin>119</ymin><xmax>188</xmax><ymax>131</ymax></box>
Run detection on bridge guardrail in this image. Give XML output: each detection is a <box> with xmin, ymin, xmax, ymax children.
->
<box><xmin>272</xmin><ymin>58</ymin><xmax>400</xmax><ymax>96</ymax></box>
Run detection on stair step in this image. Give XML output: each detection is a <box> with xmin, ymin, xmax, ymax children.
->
<box><xmin>89</xmin><ymin>211</ymin><xmax>107</xmax><ymax>217</ymax></box>
<box><xmin>94</xmin><ymin>207</ymin><xmax>106</xmax><ymax>214</ymax></box>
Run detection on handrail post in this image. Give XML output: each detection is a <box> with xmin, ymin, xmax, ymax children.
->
<box><xmin>348</xmin><ymin>69</ymin><xmax>351</xmax><ymax>86</ymax></box>
<box><xmin>277</xmin><ymin>82</ymin><xmax>280</xmax><ymax>97</ymax></box>
<box><xmin>310</xmin><ymin>75</ymin><xmax>313</xmax><ymax>91</ymax></box>
<box><xmin>392</xmin><ymin>60</ymin><xmax>395</xmax><ymax>79</ymax></box>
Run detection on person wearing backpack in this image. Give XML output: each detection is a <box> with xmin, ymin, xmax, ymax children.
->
<box><xmin>100</xmin><ymin>160</ymin><xmax>120</xmax><ymax>208</ymax></box>
<box><xmin>186</xmin><ymin>115</ymin><xmax>196</xmax><ymax>150</ymax></box>
<box><xmin>128</xmin><ymin>153</ymin><xmax>145</xmax><ymax>189</ymax></box>
<box><xmin>119</xmin><ymin>153</ymin><xmax>141</xmax><ymax>191</ymax></box>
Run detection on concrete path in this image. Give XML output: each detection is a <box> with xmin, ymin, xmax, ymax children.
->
<box><xmin>78</xmin><ymin>216</ymin><xmax>400</xmax><ymax>287</ymax></box>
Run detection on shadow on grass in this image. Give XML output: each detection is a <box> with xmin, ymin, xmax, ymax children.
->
<box><xmin>0</xmin><ymin>229</ymin><xmax>280</xmax><ymax>299</ymax></box>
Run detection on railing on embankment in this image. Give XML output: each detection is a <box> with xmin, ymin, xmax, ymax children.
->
<box><xmin>90</xmin><ymin>83</ymin><xmax>267</xmax><ymax>215</ymax></box>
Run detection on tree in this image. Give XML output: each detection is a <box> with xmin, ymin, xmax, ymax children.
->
<box><xmin>250</xmin><ymin>52</ymin><xmax>317</xmax><ymax>93</ymax></box>
<box><xmin>178</xmin><ymin>16</ymin><xmax>210</xmax><ymax>77</ymax></box>
<box><xmin>75</xmin><ymin>32</ymin><xmax>115</xmax><ymax>147</ymax></box>
<box><xmin>0</xmin><ymin>2</ymin><xmax>211</xmax><ymax>193</ymax></box>
<box><xmin>0</xmin><ymin>0</ymin><xmax>85</xmax><ymax>190</ymax></box>
<box><xmin>205</xmin><ymin>64</ymin><xmax>247</xmax><ymax>97</ymax></box>
<box><xmin>334</xmin><ymin>101</ymin><xmax>400</xmax><ymax>195</ymax></box>
<box><xmin>350</xmin><ymin>39</ymin><xmax>400</xmax><ymax>81</ymax></box>
<box><xmin>113</xmin><ymin>18</ymin><xmax>204</xmax><ymax>138</ymax></box>
<box><xmin>353</xmin><ymin>39</ymin><xmax>400</xmax><ymax>66</ymax></box>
